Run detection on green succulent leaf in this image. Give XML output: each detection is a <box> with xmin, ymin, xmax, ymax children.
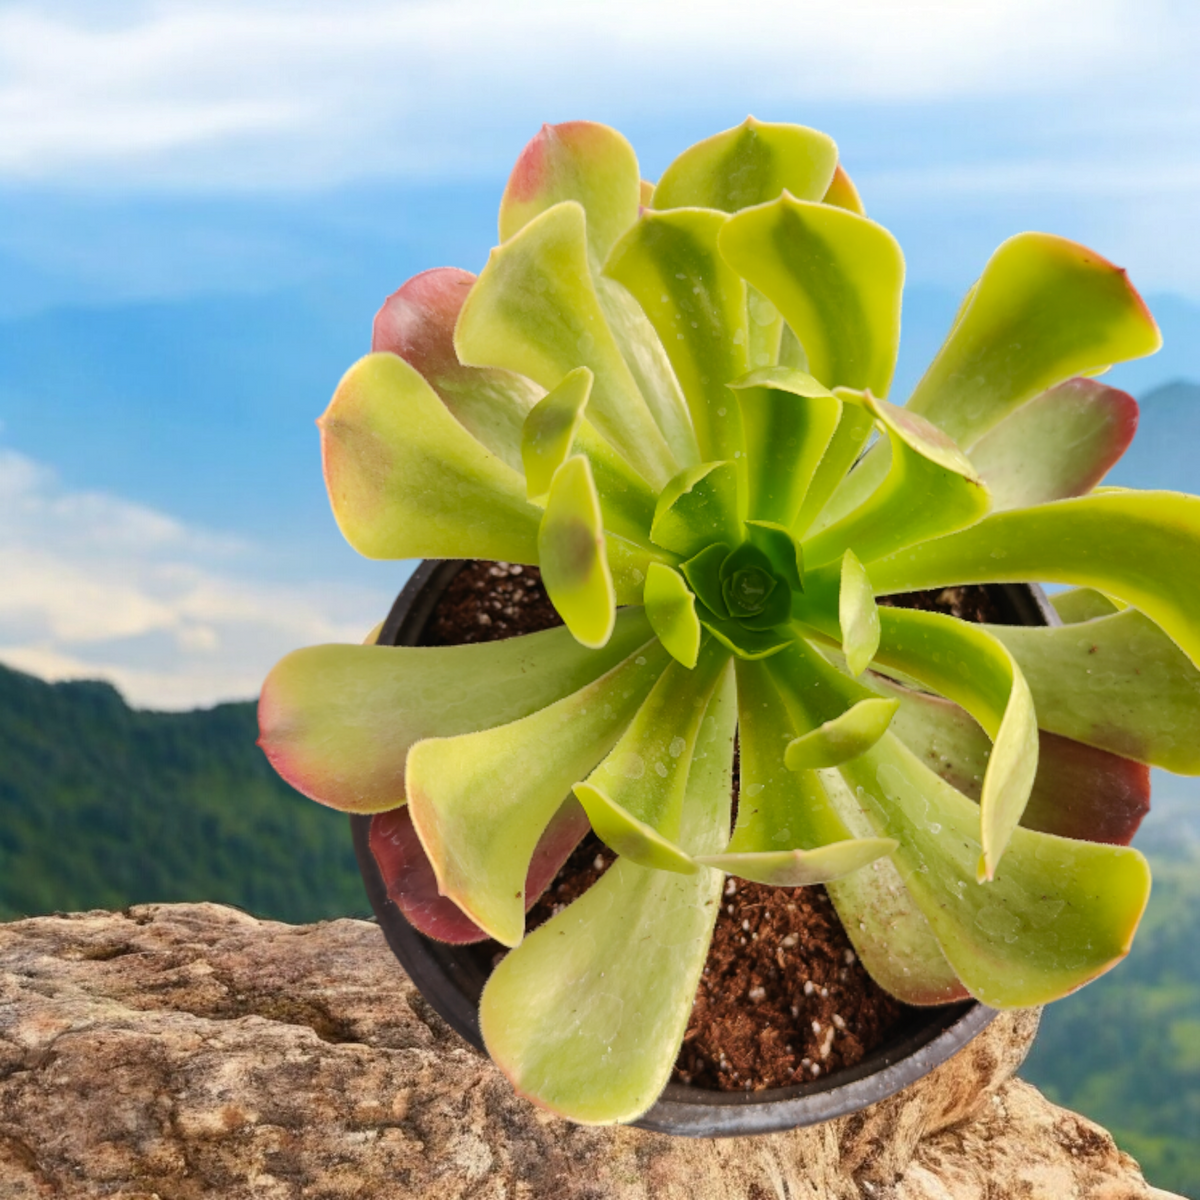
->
<box><xmin>1051</xmin><ymin>586</ymin><xmax>1121</xmax><ymax>623</ymax></box>
<box><xmin>819</xmin><ymin>768</ymin><xmax>969</xmax><ymax>1006</ymax></box>
<box><xmin>864</xmin><ymin>491</ymin><xmax>1200</xmax><ymax>670</ymax></box>
<box><xmin>967</xmin><ymin>378</ymin><xmax>1139</xmax><ymax>510</ymax></box>
<box><xmin>496</xmin><ymin>123</ymin><xmax>701</xmax><ymax>470</ymax></box>
<box><xmin>574</xmin><ymin>642</ymin><xmax>730</xmax><ymax>871</ymax></box>
<box><xmin>642</xmin><ymin>562</ymin><xmax>701</xmax><ymax>669</ymax></box>
<box><xmin>821</xmin><ymin>164</ymin><xmax>866</xmax><ymax>215</ymax></box>
<box><xmin>802</xmin><ymin>393</ymin><xmax>990</xmax><ymax>570</ymax></box>
<box><xmin>455</xmin><ymin>201</ymin><xmax>677</xmax><ymax>489</ymax></box>
<box><xmin>839</xmin><ymin>549</ymin><xmax>880</xmax><ymax>677</ymax></box>
<box><xmin>696</xmin><ymin>840</ymin><xmax>896</xmax><ymax>886</ymax></box>
<box><xmin>259</xmin><ymin>610</ymin><xmax>655</xmax><ymax>814</ymax></box>
<box><xmin>406</xmin><ymin>637</ymin><xmax>672</xmax><ymax>946</ymax></box>
<box><xmin>696</xmin><ymin>607</ymin><xmax>795</xmax><ymax>660</ymax></box>
<box><xmin>519</xmin><ymin>366</ymin><xmax>659</xmax><ymax>544</ymax></box>
<box><xmin>791</xmin><ymin>392</ymin><xmax>877</xmax><ymax>537</ymax></box>
<box><xmin>906</xmin><ymin>233</ymin><xmax>1162</xmax><ymax>446</ymax></box>
<box><xmin>372</xmin><ymin>266</ymin><xmax>540</xmax><ymax>474</ymax></box>
<box><xmin>605</xmin><ymin>209</ymin><xmax>749</xmax><ymax>465</ymax></box>
<box><xmin>718</xmin><ymin>195</ymin><xmax>904</xmax><ymax>395</ymax></box>
<box><xmin>320</xmin><ymin>352</ymin><xmax>543</xmax><ymax>563</ymax></box>
<box><xmin>877</xmin><ymin>674</ymin><xmax>1150</xmax><ymax>846</ymax></box>
<box><xmin>728</xmin><ymin>655</ymin><xmax>858</xmax><ymax>852</ymax></box>
<box><xmin>873</xmin><ymin>606</ymin><xmax>1038</xmax><ymax>883</ymax></box>
<box><xmin>652</xmin><ymin>117</ymin><xmax>838</xmax><ymax>212</ymax></box>
<box><xmin>680</xmin><ymin>542</ymin><xmax>732</xmax><ymax>618</ymax></box>
<box><xmin>596</xmin><ymin>278</ymin><xmax>703</xmax><ymax>470</ymax></box>
<box><xmin>835</xmin><ymin>733</ymin><xmax>1151</xmax><ymax>1008</ymax></box>
<box><xmin>784</xmin><ymin>697</ymin><xmax>900</xmax><ymax>771</ymax></box>
<box><xmin>499</xmin><ymin>121</ymin><xmax>641</xmax><ymax>273</ymax></box>
<box><xmin>650</xmin><ymin>460</ymin><xmax>742</xmax><ymax>557</ymax></box>
<box><xmin>743</xmin><ymin>520</ymin><xmax>804</xmax><ymax>592</ymax></box>
<box><xmin>730</xmin><ymin>366</ymin><xmax>841</xmax><ymax>527</ymax></box>
<box><xmin>986</xmin><ymin>609</ymin><xmax>1200</xmax><ymax>774</ymax></box>
<box><xmin>521</xmin><ymin>367</ymin><xmax>592</xmax><ymax>500</ymax></box>
<box><xmin>479</xmin><ymin>668</ymin><xmax>736</xmax><ymax>1125</ymax></box>
<box><xmin>538</xmin><ymin>456</ymin><xmax>616</xmax><ymax>649</ymax></box>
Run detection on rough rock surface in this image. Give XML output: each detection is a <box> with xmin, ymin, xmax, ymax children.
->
<box><xmin>0</xmin><ymin>903</ymin><xmax>1181</xmax><ymax>1200</ymax></box>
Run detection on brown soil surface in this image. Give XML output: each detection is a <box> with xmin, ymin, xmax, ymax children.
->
<box><xmin>418</xmin><ymin>561</ymin><xmax>999</xmax><ymax>1092</ymax></box>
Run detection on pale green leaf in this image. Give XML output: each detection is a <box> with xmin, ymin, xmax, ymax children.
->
<box><xmin>906</xmin><ymin>233</ymin><xmax>1162</xmax><ymax>446</ymax></box>
<box><xmin>259</xmin><ymin>609</ymin><xmax>654</xmax><ymax>814</ymax></box>
<box><xmin>840</xmin><ymin>549</ymin><xmax>880</xmax><ymax>677</ymax></box>
<box><xmin>695</xmin><ymin>840</ymin><xmax>896</xmax><ymax>886</ymax></box>
<box><xmin>320</xmin><ymin>352</ymin><xmax>542</xmax><ymax>563</ymax></box>
<box><xmin>642</xmin><ymin>562</ymin><xmax>701</xmax><ymax>668</ymax></box>
<box><xmin>819</xmin><ymin>768</ymin><xmax>969</xmax><ymax>1005</ymax></box>
<box><xmin>784</xmin><ymin>697</ymin><xmax>900</xmax><ymax>770</ymax></box>
<box><xmin>719</xmin><ymin>196</ymin><xmax>904</xmax><ymax>396</ymax></box>
<box><xmin>521</xmin><ymin>367</ymin><xmax>592</xmax><ymax>500</ymax></box>
<box><xmin>872</xmin><ymin>607</ymin><xmax>1039</xmax><ymax>882</ymax></box>
<box><xmin>986</xmin><ymin>609</ymin><xmax>1200</xmax><ymax>774</ymax></box>
<box><xmin>791</xmin><ymin>392</ymin><xmax>877</xmax><ymax>537</ymax></box>
<box><xmin>967</xmin><ymin>377</ymin><xmax>1139</xmax><ymax>510</ymax></box>
<box><xmin>605</xmin><ymin>209</ymin><xmax>749</xmax><ymax>464</ymax></box>
<box><xmin>499</xmin><ymin>121</ymin><xmax>641</xmax><ymax>272</ymax></box>
<box><xmin>836</xmin><ymin>733</ymin><xmax>1150</xmax><ymax>1008</ymax></box>
<box><xmin>574</xmin><ymin>641</ymin><xmax>730</xmax><ymax>870</ymax></box>
<box><xmin>649</xmin><ymin>460</ymin><xmax>742</xmax><ymax>557</ymax></box>
<box><xmin>729</xmin><ymin>367</ymin><xmax>841</xmax><ymax>527</ymax></box>
<box><xmin>478</xmin><ymin>669</ymin><xmax>736</xmax><ymax>1125</ymax></box>
<box><xmin>864</xmin><ymin>491</ymin><xmax>1200</xmax><ymax>670</ymax></box>
<box><xmin>455</xmin><ymin>201</ymin><xmax>677</xmax><ymax>489</ymax></box>
<box><xmin>372</xmin><ymin>266</ymin><xmax>540</xmax><ymax>474</ymax></box>
<box><xmin>539</xmin><ymin>456</ymin><xmax>615</xmax><ymax>649</ymax></box>
<box><xmin>802</xmin><ymin>393</ymin><xmax>990</xmax><ymax>570</ymax></box>
<box><xmin>406</xmin><ymin>637</ymin><xmax>671</xmax><ymax>946</ymax></box>
<box><xmin>652</xmin><ymin>117</ymin><xmax>838</xmax><ymax>212</ymax></box>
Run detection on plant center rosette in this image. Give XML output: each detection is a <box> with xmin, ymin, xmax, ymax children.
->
<box><xmin>259</xmin><ymin>119</ymin><xmax>1200</xmax><ymax>1126</ymax></box>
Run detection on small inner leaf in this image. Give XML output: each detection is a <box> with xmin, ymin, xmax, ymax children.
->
<box><xmin>521</xmin><ymin>367</ymin><xmax>593</xmax><ymax>500</ymax></box>
<box><xmin>538</xmin><ymin>456</ymin><xmax>615</xmax><ymax>649</ymax></box>
<box><xmin>744</xmin><ymin>519</ymin><xmax>804</xmax><ymax>592</ymax></box>
<box><xmin>784</xmin><ymin>697</ymin><xmax>900</xmax><ymax>771</ymax></box>
<box><xmin>574</xmin><ymin>783</ymin><xmax>699</xmax><ymax>874</ymax></box>
<box><xmin>802</xmin><ymin>394</ymin><xmax>991</xmax><ymax>570</ymax></box>
<box><xmin>695</xmin><ymin>839</ymin><xmax>897</xmax><ymax>887</ymax></box>
<box><xmin>650</xmin><ymin>460</ymin><xmax>742</xmax><ymax>557</ymax></box>
<box><xmin>642</xmin><ymin>562</ymin><xmax>702</xmax><ymax>669</ymax></box>
<box><xmin>839</xmin><ymin>549</ymin><xmax>880</xmax><ymax>677</ymax></box>
<box><xmin>680</xmin><ymin>542</ymin><xmax>732</xmax><ymax>617</ymax></box>
<box><xmin>652</xmin><ymin>117</ymin><xmax>838</xmax><ymax>212</ymax></box>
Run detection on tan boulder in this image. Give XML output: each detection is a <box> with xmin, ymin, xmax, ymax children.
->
<box><xmin>0</xmin><ymin>903</ymin><xmax>1179</xmax><ymax>1199</ymax></box>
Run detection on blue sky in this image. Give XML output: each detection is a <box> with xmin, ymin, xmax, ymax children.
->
<box><xmin>1</xmin><ymin>0</ymin><xmax>1199</xmax><ymax>707</ymax></box>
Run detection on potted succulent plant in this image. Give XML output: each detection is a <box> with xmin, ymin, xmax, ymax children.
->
<box><xmin>259</xmin><ymin>118</ymin><xmax>1198</xmax><ymax>1130</ymax></box>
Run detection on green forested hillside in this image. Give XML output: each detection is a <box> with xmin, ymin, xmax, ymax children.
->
<box><xmin>0</xmin><ymin>662</ymin><xmax>367</xmax><ymax>924</ymax></box>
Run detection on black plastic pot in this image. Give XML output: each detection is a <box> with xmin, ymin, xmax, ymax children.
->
<box><xmin>350</xmin><ymin>559</ymin><xmax>1058</xmax><ymax>1137</ymax></box>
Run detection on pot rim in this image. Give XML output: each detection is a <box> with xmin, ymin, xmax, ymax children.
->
<box><xmin>352</xmin><ymin>558</ymin><xmax>1057</xmax><ymax>1137</ymax></box>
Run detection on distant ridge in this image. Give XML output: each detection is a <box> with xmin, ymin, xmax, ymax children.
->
<box><xmin>0</xmin><ymin>662</ymin><xmax>367</xmax><ymax>923</ymax></box>
<box><xmin>1109</xmin><ymin>378</ymin><xmax>1200</xmax><ymax>495</ymax></box>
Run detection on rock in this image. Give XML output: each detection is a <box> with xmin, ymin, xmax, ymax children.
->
<box><xmin>0</xmin><ymin>903</ymin><xmax>1179</xmax><ymax>1200</ymax></box>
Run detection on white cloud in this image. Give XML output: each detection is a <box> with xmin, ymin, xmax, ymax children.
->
<box><xmin>0</xmin><ymin>448</ymin><xmax>393</xmax><ymax>709</ymax></box>
<box><xmin>0</xmin><ymin>0</ymin><xmax>1174</xmax><ymax>188</ymax></box>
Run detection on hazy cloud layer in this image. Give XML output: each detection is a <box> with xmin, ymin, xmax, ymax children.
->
<box><xmin>0</xmin><ymin>447</ymin><xmax>392</xmax><ymax>708</ymax></box>
<box><xmin>0</xmin><ymin>0</ymin><xmax>1185</xmax><ymax>188</ymax></box>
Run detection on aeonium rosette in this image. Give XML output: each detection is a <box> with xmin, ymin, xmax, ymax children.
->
<box><xmin>259</xmin><ymin>119</ymin><xmax>1199</xmax><ymax>1125</ymax></box>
